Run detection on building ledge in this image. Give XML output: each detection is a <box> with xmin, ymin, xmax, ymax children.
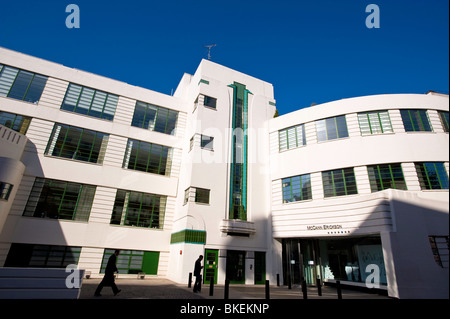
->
<box><xmin>220</xmin><ymin>219</ymin><xmax>256</xmax><ymax>235</ymax></box>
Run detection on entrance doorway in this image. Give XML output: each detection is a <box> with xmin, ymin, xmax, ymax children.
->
<box><xmin>226</xmin><ymin>250</ymin><xmax>245</xmax><ymax>284</ymax></box>
<box><xmin>204</xmin><ymin>249</ymin><xmax>218</xmax><ymax>284</ymax></box>
<box><xmin>254</xmin><ymin>252</ymin><xmax>266</xmax><ymax>284</ymax></box>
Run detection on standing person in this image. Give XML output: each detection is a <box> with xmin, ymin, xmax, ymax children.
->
<box><xmin>193</xmin><ymin>255</ymin><xmax>204</xmax><ymax>293</ymax></box>
<box><xmin>95</xmin><ymin>249</ymin><xmax>122</xmax><ymax>297</ymax></box>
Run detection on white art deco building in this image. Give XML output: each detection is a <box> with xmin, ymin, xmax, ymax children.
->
<box><xmin>0</xmin><ymin>47</ymin><xmax>448</xmax><ymax>298</ymax></box>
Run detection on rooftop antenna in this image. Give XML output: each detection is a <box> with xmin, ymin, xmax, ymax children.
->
<box><xmin>204</xmin><ymin>44</ymin><xmax>216</xmax><ymax>60</ymax></box>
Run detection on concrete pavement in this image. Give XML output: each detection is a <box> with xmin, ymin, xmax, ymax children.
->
<box><xmin>79</xmin><ymin>278</ymin><xmax>390</xmax><ymax>299</ymax></box>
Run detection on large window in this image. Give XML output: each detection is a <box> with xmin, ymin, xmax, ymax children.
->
<box><xmin>45</xmin><ymin>124</ymin><xmax>109</xmax><ymax>164</ymax></box>
<box><xmin>0</xmin><ymin>64</ymin><xmax>48</xmax><ymax>103</ymax></box>
<box><xmin>110</xmin><ymin>189</ymin><xmax>166</xmax><ymax>229</ymax></box>
<box><xmin>279</xmin><ymin>124</ymin><xmax>306</xmax><ymax>151</ymax></box>
<box><xmin>100</xmin><ymin>249</ymin><xmax>160</xmax><ymax>275</ymax></box>
<box><xmin>322</xmin><ymin>168</ymin><xmax>357</xmax><ymax>198</ymax></box>
<box><xmin>131</xmin><ymin>101</ymin><xmax>178</xmax><ymax>135</ymax></box>
<box><xmin>0</xmin><ymin>111</ymin><xmax>31</xmax><ymax>134</ymax></box>
<box><xmin>5</xmin><ymin>243</ymin><xmax>81</xmax><ymax>268</ymax></box>
<box><xmin>415</xmin><ymin>162</ymin><xmax>449</xmax><ymax>190</ymax></box>
<box><xmin>282</xmin><ymin>174</ymin><xmax>312</xmax><ymax>203</ymax></box>
<box><xmin>61</xmin><ymin>83</ymin><xmax>119</xmax><ymax>121</ymax></box>
<box><xmin>438</xmin><ymin>111</ymin><xmax>449</xmax><ymax>132</ymax></box>
<box><xmin>122</xmin><ymin>139</ymin><xmax>171</xmax><ymax>176</ymax></box>
<box><xmin>316</xmin><ymin>115</ymin><xmax>349</xmax><ymax>142</ymax></box>
<box><xmin>23</xmin><ymin>177</ymin><xmax>96</xmax><ymax>221</ymax></box>
<box><xmin>367</xmin><ymin>163</ymin><xmax>407</xmax><ymax>192</ymax></box>
<box><xmin>400</xmin><ymin>109</ymin><xmax>432</xmax><ymax>132</ymax></box>
<box><xmin>357</xmin><ymin>111</ymin><xmax>393</xmax><ymax>135</ymax></box>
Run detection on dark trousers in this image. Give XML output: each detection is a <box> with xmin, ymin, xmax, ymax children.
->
<box><xmin>193</xmin><ymin>275</ymin><xmax>202</xmax><ymax>292</ymax></box>
<box><xmin>95</xmin><ymin>274</ymin><xmax>120</xmax><ymax>296</ymax></box>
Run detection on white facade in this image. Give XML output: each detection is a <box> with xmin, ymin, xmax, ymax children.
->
<box><xmin>0</xmin><ymin>47</ymin><xmax>448</xmax><ymax>298</ymax></box>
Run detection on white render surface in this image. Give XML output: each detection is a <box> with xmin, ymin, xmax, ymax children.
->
<box><xmin>0</xmin><ymin>47</ymin><xmax>448</xmax><ymax>298</ymax></box>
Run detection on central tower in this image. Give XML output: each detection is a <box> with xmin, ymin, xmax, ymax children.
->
<box><xmin>228</xmin><ymin>82</ymin><xmax>252</xmax><ymax>220</ymax></box>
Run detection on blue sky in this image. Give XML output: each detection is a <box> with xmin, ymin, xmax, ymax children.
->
<box><xmin>0</xmin><ymin>0</ymin><xmax>448</xmax><ymax>115</ymax></box>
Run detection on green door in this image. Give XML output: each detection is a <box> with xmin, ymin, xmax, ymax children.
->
<box><xmin>204</xmin><ymin>249</ymin><xmax>218</xmax><ymax>284</ymax></box>
<box><xmin>226</xmin><ymin>250</ymin><xmax>245</xmax><ymax>284</ymax></box>
<box><xmin>142</xmin><ymin>251</ymin><xmax>160</xmax><ymax>275</ymax></box>
<box><xmin>254</xmin><ymin>252</ymin><xmax>266</xmax><ymax>284</ymax></box>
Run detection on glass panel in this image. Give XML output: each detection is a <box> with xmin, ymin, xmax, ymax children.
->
<box><xmin>279</xmin><ymin>130</ymin><xmax>288</xmax><ymax>151</ymax></box>
<box><xmin>368</xmin><ymin>112</ymin><xmax>382</xmax><ymax>134</ymax></box>
<box><xmin>0</xmin><ymin>66</ymin><xmax>19</xmax><ymax>97</ymax></box>
<box><xmin>358</xmin><ymin>113</ymin><xmax>371</xmax><ymax>135</ymax></box>
<box><xmin>296</xmin><ymin>124</ymin><xmax>306</xmax><ymax>146</ymax></box>
<box><xmin>335</xmin><ymin>115</ymin><xmax>349</xmax><ymax>138</ymax></box>
<box><xmin>131</xmin><ymin>102</ymin><xmax>147</xmax><ymax>128</ymax></box>
<box><xmin>76</xmin><ymin>87</ymin><xmax>95</xmax><ymax>114</ymax></box>
<box><xmin>325</xmin><ymin>118</ymin><xmax>338</xmax><ymax>140</ymax></box>
<box><xmin>61</xmin><ymin>83</ymin><xmax>82</xmax><ymax>112</ymax></box>
<box><xmin>316</xmin><ymin>119</ymin><xmax>327</xmax><ymax>142</ymax></box>
<box><xmin>154</xmin><ymin>107</ymin><xmax>169</xmax><ymax>134</ymax></box>
<box><xmin>7</xmin><ymin>70</ymin><xmax>33</xmax><ymax>101</ymax></box>
<box><xmin>24</xmin><ymin>74</ymin><xmax>48</xmax><ymax>103</ymax></box>
<box><xmin>166</xmin><ymin>110</ymin><xmax>178</xmax><ymax>135</ymax></box>
<box><xmin>379</xmin><ymin>111</ymin><xmax>393</xmax><ymax>133</ymax></box>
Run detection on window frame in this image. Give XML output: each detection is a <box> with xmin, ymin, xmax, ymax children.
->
<box><xmin>45</xmin><ymin>123</ymin><xmax>109</xmax><ymax>164</ymax></box>
<box><xmin>438</xmin><ymin>111</ymin><xmax>449</xmax><ymax>133</ymax></box>
<box><xmin>316</xmin><ymin>115</ymin><xmax>349</xmax><ymax>142</ymax></box>
<box><xmin>0</xmin><ymin>64</ymin><xmax>48</xmax><ymax>104</ymax></box>
<box><xmin>357</xmin><ymin>110</ymin><xmax>393</xmax><ymax>135</ymax></box>
<box><xmin>400</xmin><ymin>109</ymin><xmax>433</xmax><ymax>132</ymax></box>
<box><xmin>60</xmin><ymin>83</ymin><xmax>119</xmax><ymax>121</ymax></box>
<box><xmin>122</xmin><ymin>139</ymin><xmax>172</xmax><ymax>176</ymax></box>
<box><xmin>322</xmin><ymin>167</ymin><xmax>358</xmax><ymax>198</ymax></box>
<box><xmin>415</xmin><ymin>162</ymin><xmax>449</xmax><ymax>190</ymax></box>
<box><xmin>0</xmin><ymin>111</ymin><xmax>32</xmax><ymax>134</ymax></box>
<box><xmin>367</xmin><ymin>163</ymin><xmax>407</xmax><ymax>192</ymax></box>
<box><xmin>131</xmin><ymin>101</ymin><xmax>178</xmax><ymax>136</ymax></box>
<box><xmin>200</xmin><ymin>135</ymin><xmax>214</xmax><ymax>150</ymax></box>
<box><xmin>110</xmin><ymin>189</ymin><xmax>166</xmax><ymax>229</ymax></box>
<box><xmin>282</xmin><ymin>174</ymin><xmax>312</xmax><ymax>203</ymax></box>
<box><xmin>279</xmin><ymin>124</ymin><xmax>306</xmax><ymax>151</ymax></box>
<box><xmin>23</xmin><ymin>177</ymin><xmax>96</xmax><ymax>222</ymax></box>
<box><xmin>195</xmin><ymin>188</ymin><xmax>210</xmax><ymax>204</ymax></box>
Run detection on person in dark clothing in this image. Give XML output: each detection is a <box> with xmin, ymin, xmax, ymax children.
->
<box><xmin>94</xmin><ymin>250</ymin><xmax>121</xmax><ymax>296</ymax></box>
<box><xmin>193</xmin><ymin>255</ymin><xmax>203</xmax><ymax>293</ymax></box>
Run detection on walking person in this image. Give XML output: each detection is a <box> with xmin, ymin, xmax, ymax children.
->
<box><xmin>193</xmin><ymin>255</ymin><xmax>204</xmax><ymax>293</ymax></box>
<box><xmin>95</xmin><ymin>249</ymin><xmax>122</xmax><ymax>296</ymax></box>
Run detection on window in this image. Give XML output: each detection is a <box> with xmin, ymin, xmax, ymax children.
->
<box><xmin>0</xmin><ymin>64</ymin><xmax>48</xmax><ymax>103</ymax></box>
<box><xmin>438</xmin><ymin>111</ymin><xmax>449</xmax><ymax>132</ymax></box>
<box><xmin>0</xmin><ymin>111</ymin><xmax>31</xmax><ymax>134</ymax></box>
<box><xmin>400</xmin><ymin>109</ymin><xmax>432</xmax><ymax>132</ymax></box>
<box><xmin>5</xmin><ymin>243</ymin><xmax>81</xmax><ymax>268</ymax></box>
<box><xmin>279</xmin><ymin>124</ymin><xmax>306</xmax><ymax>151</ymax></box>
<box><xmin>184</xmin><ymin>188</ymin><xmax>190</xmax><ymax>205</ymax></box>
<box><xmin>203</xmin><ymin>95</ymin><xmax>217</xmax><ymax>109</ymax></box>
<box><xmin>201</xmin><ymin>135</ymin><xmax>214</xmax><ymax>150</ymax></box>
<box><xmin>322</xmin><ymin>168</ymin><xmax>357</xmax><ymax>197</ymax></box>
<box><xmin>131</xmin><ymin>101</ymin><xmax>178</xmax><ymax>135</ymax></box>
<box><xmin>316</xmin><ymin>115</ymin><xmax>349</xmax><ymax>142</ymax></box>
<box><xmin>100</xmin><ymin>249</ymin><xmax>160</xmax><ymax>275</ymax></box>
<box><xmin>282</xmin><ymin>174</ymin><xmax>312</xmax><ymax>203</ymax></box>
<box><xmin>61</xmin><ymin>83</ymin><xmax>118</xmax><ymax>121</ymax></box>
<box><xmin>357</xmin><ymin>111</ymin><xmax>393</xmax><ymax>135</ymax></box>
<box><xmin>189</xmin><ymin>136</ymin><xmax>194</xmax><ymax>152</ymax></box>
<box><xmin>45</xmin><ymin>124</ymin><xmax>109</xmax><ymax>164</ymax></box>
<box><xmin>23</xmin><ymin>177</ymin><xmax>96</xmax><ymax>221</ymax></box>
<box><xmin>429</xmin><ymin>236</ymin><xmax>449</xmax><ymax>268</ymax></box>
<box><xmin>0</xmin><ymin>182</ymin><xmax>13</xmax><ymax>200</ymax></box>
<box><xmin>123</xmin><ymin>139</ymin><xmax>171</xmax><ymax>176</ymax></box>
<box><xmin>110</xmin><ymin>190</ymin><xmax>166</xmax><ymax>229</ymax></box>
<box><xmin>367</xmin><ymin>163</ymin><xmax>407</xmax><ymax>192</ymax></box>
<box><xmin>415</xmin><ymin>162</ymin><xmax>449</xmax><ymax>190</ymax></box>
<box><xmin>195</xmin><ymin>188</ymin><xmax>210</xmax><ymax>204</ymax></box>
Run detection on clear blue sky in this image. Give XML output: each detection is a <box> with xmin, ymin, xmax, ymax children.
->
<box><xmin>0</xmin><ymin>0</ymin><xmax>448</xmax><ymax>115</ymax></box>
